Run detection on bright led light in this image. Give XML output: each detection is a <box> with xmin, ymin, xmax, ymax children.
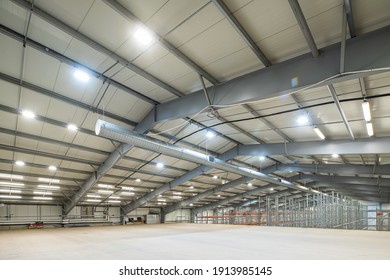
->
<box><xmin>38</xmin><ymin>178</ymin><xmax>60</xmax><ymax>183</ymax></box>
<box><xmin>156</xmin><ymin>162</ymin><xmax>164</xmax><ymax>168</ymax></box>
<box><xmin>248</xmin><ymin>183</ymin><xmax>253</xmax><ymax>187</ymax></box>
<box><xmin>192</xmin><ymin>193</ymin><xmax>196</xmax><ymax>196</ymax></box>
<box><xmin>86</xmin><ymin>194</ymin><xmax>101</xmax><ymax>198</ymax></box>
<box><xmin>33</xmin><ymin>196</ymin><xmax>53</xmax><ymax>200</ymax></box>
<box><xmin>86</xmin><ymin>199</ymin><xmax>101</xmax><ymax>203</ymax></box>
<box><xmin>15</xmin><ymin>161</ymin><xmax>25</xmax><ymax>166</ymax></box>
<box><xmin>0</xmin><ymin>195</ymin><xmax>22</xmax><ymax>199</ymax></box>
<box><xmin>297</xmin><ymin>115</ymin><xmax>309</xmax><ymax>125</ymax></box>
<box><xmin>38</xmin><ymin>185</ymin><xmax>60</xmax><ymax>189</ymax></box>
<box><xmin>217</xmin><ymin>194</ymin><xmax>221</xmax><ymax>197</ymax></box>
<box><xmin>0</xmin><ymin>173</ymin><xmax>23</xmax><ymax>180</ymax></box>
<box><xmin>134</xmin><ymin>27</ymin><xmax>153</xmax><ymax>45</ymax></box>
<box><xmin>121</xmin><ymin>186</ymin><xmax>134</xmax><ymax>191</ymax></box>
<box><xmin>190</xmin><ymin>203</ymin><xmax>193</xmax><ymax>206</ymax></box>
<box><xmin>98</xmin><ymin>184</ymin><xmax>113</xmax><ymax>188</ymax></box>
<box><xmin>213</xmin><ymin>175</ymin><xmax>218</xmax><ymax>180</ymax></box>
<box><xmin>172</xmin><ymin>196</ymin><xmax>182</xmax><ymax>199</ymax></box>
<box><xmin>0</xmin><ymin>189</ymin><xmax>22</xmax><ymax>193</ymax></box>
<box><xmin>34</xmin><ymin>191</ymin><xmax>52</xmax><ymax>195</ymax></box>
<box><xmin>135</xmin><ymin>178</ymin><xmax>141</xmax><ymax>183</ymax></box>
<box><xmin>366</xmin><ymin>122</ymin><xmax>374</xmax><ymax>136</ymax></box>
<box><xmin>173</xmin><ymin>192</ymin><xmax>181</xmax><ymax>195</ymax></box>
<box><xmin>259</xmin><ymin>156</ymin><xmax>266</xmax><ymax>161</ymax></box>
<box><xmin>158</xmin><ymin>198</ymin><xmax>166</xmax><ymax>202</ymax></box>
<box><xmin>0</xmin><ymin>181</ymin><xmax>24</xmax><ymax>187</ymax></box>
<box><xmin>98</xmin><ymin>190</ymin><xmax>114</xmax><ymax>194</ymax></box>
<box><xmin>332</xmin><ymin>154</ymin><xmax>339</xmax><ymax>158</ymax></box>
<box><xmin>189</xmin><ymin>186</ymin><xmax>194</xmax><ymax>189</ymax></box>
<box><xmin>74</xmin><ymin>70</ymin><xmax>90</xmax><ymax>82</ymax></box>
<box><xmin>107</xmin><ymin>200</ymin><xmax>121</xmax><ymax>203</ymax></box>
<box><xmin>110</xmin><ymin>196</ymin><xmax>120</xmax><ymax>199</ymax></box>
<box><xmin>313</xmin><ymin>127</ymin><xmax>326</xmax><ymax>140</ymax></box>
<box><xmin>362</xmin><ymin>101</ymin><xmax>371</xmax><ymax>122</ymax></box>
<box><xmin>67</xmin><ymin>124</ymin><xmax>78</xmax><ymax>131</ymax></box>
<box><xmin>48</xmin><ymin>165</ymin><xmax>57</xmax><ymax>171</ymax></box>
<box><xmin>206</xmin><ymin>130</ymin><xmax>215</xmax><ymax>138</ymax></box>
<box><xmin>121</xmin><ymin>192</ymin><xmax>134</xmax><ymax>196</ymax></box>
<box><xmin>22</xmin><ymin>110</ymin><xmax>35</xmax><ymax>119</ymax></box>
<box><xmin>270</xmin><ymin>188</ymin><xmax>274</xmax><ymax>191</ymax></box>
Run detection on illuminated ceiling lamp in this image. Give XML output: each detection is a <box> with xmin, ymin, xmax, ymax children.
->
<box><xmin>313</xmin><ymin>127</ymin><xmax>325</xmax><ymax>140</ymax></box>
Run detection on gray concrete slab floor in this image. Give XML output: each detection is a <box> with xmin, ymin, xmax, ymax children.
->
<box><xmin>0</xmin><ymin>223</ymin><xmax>389</xmax><ymax>260</ymax></box>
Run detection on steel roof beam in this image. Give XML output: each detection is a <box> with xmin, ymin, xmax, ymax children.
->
<box><xmin>343</xmin><ymin>0</ymin><xmax>356</xmax><ymax>38</ymax></box>
<box><xmin>327</xmin><ymin>85</ymin><xmax>355</xmax><ymax>140</ymax></box>
<box><xmin>101</xmin><ymin>0</ymin><xmax>218</xmax><ymax>85</ymax></box>
<box><xmin>10</xmin><ymin>0</ymin><xmax>184</xmax><ymax>98</ymax></box>
<box><xmin>299</xmin><ymin>174</ymin><xmax>390</xmax><ymax>187</ymax></box>
<box><xmin>237</xmin><ymin>137</ymin><xmax>390</xmax><ymax>157</ymax></box>
<box><xmin>288</xmin><ymin>0</ymin><xmax>319</xmax><ymax>58</ymax></box>
<box><xmin>274</xmin><ymin>163</ymin><xmax>390</xmax><ymax>176</ymax></box>
<box><xmin>140</xmin><ymin>25</ymin><xmax>390</xmax><ymax>125</ymax></box>
<box><xmin>211</xmin><ymin>0</ymin><xmax>271</xmax><ymax>67</ymax></box>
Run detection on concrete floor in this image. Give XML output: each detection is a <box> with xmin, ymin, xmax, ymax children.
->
<box><xmin>0</xmin><ymin>223</ymin><xmax>389</xmax><ymax>260</ymax></box>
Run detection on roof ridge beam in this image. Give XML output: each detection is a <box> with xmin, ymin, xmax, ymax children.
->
<box><xmin>139</xmin><ymin>25</ymin><xmax>390</xmax><ymax>125</ymax></box>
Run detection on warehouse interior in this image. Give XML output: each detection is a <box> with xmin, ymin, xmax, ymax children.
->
<box><xmin>0</xmin><ymin>0</ymin><xmax>390</xmax><ymax>259</ymax></box>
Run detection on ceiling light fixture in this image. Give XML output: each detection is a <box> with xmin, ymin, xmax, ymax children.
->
<box><xmin>38</xmin><ymin>185</ymin><xmax>60</xmax><ymax>189</ymax></box>
<box><xmin>38</xmin><ymin>178</ymin><xmax>60</xmax><ymax>183</ymax></box>
<box><xmin>86</xmin><ymin>194</ymin><xmax>101</xmax><ymax>198</ymax></box>
<box><xmin>15</xmin><ymin>161</ymin><xmax>25</xmax><ymax>166</ymax></box>
<box><xmin>332</xmin><ymin>154</ymin><xmax>339</xmax><ymax>158</ymax></box>
<box><xmin>0</xmin><ymin>181</ymin><xmax>24</xmax><ymax>187</ymax></box>
<box><xmin>134</xmin><ymin>27</ymin><xmax>153</xmax><ymax>45</ymax></box>
<box><xmin>156</xmin><ymin>162</ymin><xmax>164</xmax><ymax>168</ymax></box>
<box><xmin>362</xmin><ymin>101</ymin><xmax>371</xmax><ymax>122</ymax></box>
<box><xmin>366</xmin><ymin>122</ymin><xmax>374</xmax><ymax>137</ymax></box>
<box><xmin>0</xmin><ymin>173</ymin><xmax>23</xmax><ymax>180</ymax></box>
<box><xmin>248</xmin><ymin>183</ymin><xmax>253</xmax><ymax>187</ymax></box>
<box><xmin>33</xmin><ymin>196</ymin><xmax>53</xmax><ymax>200</ymax></box>
<box><xmin>190</xmin><ymin>203</ymin><xmax>193</xmax><ymax>206</ymax></box>
<box><xmin>74</xmin><ymin>69</ymin><xmax>90</xmax><ymax>82</ymax></box>
<box><xmin>121</xmin><ymin>186</ymin><xmax>134</xmax><ymax>191</ymax></box>
<box><xmin>86</xmin><ymin>199</ymin><xmax>101</xmax><ymax>203</ymax></box>
<box><xmin>22</xmin><ymin>110</ymin><xmax>35</xmax><ymax>119</ymax></box>
<box><xmin>213</xmin><ymin>175</ymin><xmax>218</xmax><ymax>180</ymax></box>
<box><xmin>135</xmin><ymin>178</ymin><xmax>141</xmax><ymax>183</ymax></box>
<box><xmin>0</xmin><ymin>195</ymin><xmax>22</xmax><ymax>199</ymax></box>
<box><xmin>206</xmin><ymin>130</ymin><xmax>215</xmax><ymax>138</ymax></box>
<box><xmin>297</xmin><ymin>115</ymin><xmax>309</xmax><ymax>125</ymax></box>
<box><xmin>121</xmin><ymin>192</ymin><xmax>134</xmax><ymax>196</ymax></box>
<box><xmin>98</xmin><ymin>184</ymin><xmax>113</xmax><ymax>188</ymax></box>
<box><xmin>259</xmin><ymin>156</ymin><xmax>266</xmax><ymax>161</ymax></box>
<box><xmin>67</xmin><ymin>124</ymin><xmax>78</xmax><ymax>131</ymax></box>
<box><xmin>34</xmin><ymin>191</ymin><xmax>52</xmax><ymax>195</ymax></box>
<box><xmin>48</xmin><ymin>165</ymin><xmax>57</xmax><ymax>171</ymax></box>
<box><xmin>0</xmin><ymin>189</ymin><xmax>22</xmax><ymax>193</ymax></box>
<box><xmin>107</xmin><ymin>200</ymin><xmax>121</xmax><ymax>203</ymax></box>
<box><xmin>313</xmin><ymin>127</ymin><xmax>326</xmax><ymax>140</ymax></box>
<box><xmin>189</xmin><ymin>186</ymin><xmax>194</xmax><ymax>189</ymax></box>
<box><xmin>98</xmin><ymin>190</ymin><xmax>113</xmax><ymax>194</ymax></box>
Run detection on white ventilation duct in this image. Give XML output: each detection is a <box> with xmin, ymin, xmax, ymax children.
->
<box><xmin>95</xmin><ymin>120</ymin><xmax>322</xmax><ymax>195</ymax></box>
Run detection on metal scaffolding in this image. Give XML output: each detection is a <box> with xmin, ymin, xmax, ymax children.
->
<box><xmin>194</xmin><ymin>192</ymin><xmax>388</xmax><ymax>231</ymax></box>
